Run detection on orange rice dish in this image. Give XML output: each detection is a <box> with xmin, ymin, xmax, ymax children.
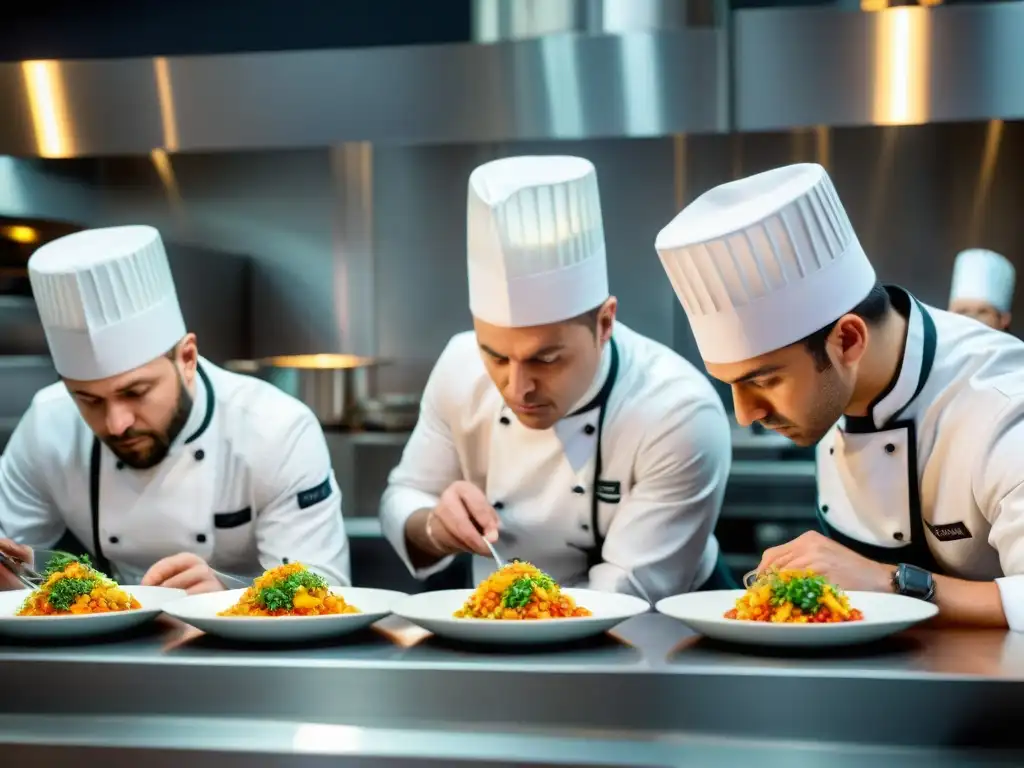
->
<box><xmin>17</xmin><ymin>559</ymin><xmax>140</xmax><ymax>616</ymax></box>
<box><xmin>217</xmin><ymin>562</ymin><xmax>359</xmax><ymax>617</ymax></box>
<box><xmin>725</xmin><ymin>568</ymin><xmax>864</xmax><ymax>624</ymax></box>
<box><xmin>454</xmin><ymin>561</ymin><xmax>591</xmax><ymax>620</ymax></box>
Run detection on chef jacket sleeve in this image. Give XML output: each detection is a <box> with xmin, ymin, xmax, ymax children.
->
<box><xmin>974</xmin><ymin>404</ymin><xmax>1024</xmax><ymax>632</ymax></box>
<box><xmin>0</xmin><ymin>401</ymin><xmax>65</xmax><ymax>547</ymax></box>
<box><xmin>379</xmin><ymin>339</ymin><xmax>464</xmax><ymax>580</ymax></box>
<box><xmin>588</xmin><ymin>397</ymin><xmax>731</xmax><ymax>604</ymax></box>
<box><xmin>251</xmin><ymin>408</ymin><xmax>351</xmax><ymax>586</ymax></box>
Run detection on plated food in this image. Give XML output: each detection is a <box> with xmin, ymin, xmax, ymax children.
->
<box><xmin>0</xmin><ymin>552</ymin><xmax>185</xmax><ymax>640</ymax></box>
<box><xmin>453</xmin><ymin>561</ymin><xmax>591</xmax><ymax>621</ymax></box>
<box><xmin>394</xmin><ymin>565</ymin><xmax>648</xmax><ymax>645</ymax></box>
<box><xmin>725</xmin><ymin>569</ymin><xmax>864</xmax><ymax>624</ymax></box>
<box><xmin>655</xmin><ymin>572</ymin><xmax>939</xmax><ymax>648</ymax></box>
<box><xmin>17</xmin><ymin>553</ymin><xmax>140</xmax><ymax>617</ymax></box>
<box><xmin>217</xmin><ymin>562</ymin><xmax>360</xmax><ymax>617</ymax></box>
<box><xmin>161</xmin><ymin>567</ymin><xmax>404</xmax><ymax>642</ymax></box>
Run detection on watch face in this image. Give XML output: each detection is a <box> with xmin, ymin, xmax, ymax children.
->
<box><xmin>898</xmin><ymin>565</ymin><xmax>934</xmax><ymax>599</ymax></box>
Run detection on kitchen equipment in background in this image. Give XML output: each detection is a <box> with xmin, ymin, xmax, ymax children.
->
<box><xmin>358</xmin><ymin>392</ymin><xmax>420</xmax><ymax>431</ymax></box>
<box><xmin>226</xmin><ymin>354</ymin><xmax>382</xmax><ymax>428</ymax></box>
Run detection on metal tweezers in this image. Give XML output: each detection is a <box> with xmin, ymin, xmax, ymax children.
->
<box><xmin>0</xmin><ymin>551</ymin><xmax>44</xmax><ymax>589</ymax></box>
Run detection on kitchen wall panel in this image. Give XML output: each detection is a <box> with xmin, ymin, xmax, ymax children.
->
<box><xmin>2</xmin><ymin>120</ymin><xmax>1024</xmax><ymax>402</ymax></box>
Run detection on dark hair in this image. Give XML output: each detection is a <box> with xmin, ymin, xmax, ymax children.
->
<box><xmin>800</xmin><ymin>282</ymin><xmax>891</xmax><ymax>370</ymax></box>
<box><xmin>567</xmin><ymin>300</ymin><xmax>608</xmax><ymax>335</ymax></box>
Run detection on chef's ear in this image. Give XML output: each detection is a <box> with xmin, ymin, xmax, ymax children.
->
<box><xmin>1000</xmin><ymin>311</ymin><xmax>1012</xmax><ymax>331</ymax></box>
<box><xmin>173</xmin><ymin>333</ymin><xmax>199</xmax><ymax>383</ymax></box>
<box><xmin>830</xmin><ymin>314</ymin><xmax>869</xmax><ymax>367</ymax></box>
<box><xmin>597</xmin><ymin>297</ymin><xmax>617</xmax><ymax>344</ymax></box>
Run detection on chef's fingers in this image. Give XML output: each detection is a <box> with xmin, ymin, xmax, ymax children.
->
<box><xmin>756</xmin><ymin>543</ymin><xmax>792</xmax><ymax>572</ymax></box>
<box><xmin>0</xmin><ymin>539</ymin><xmax>35</xmax><ymax>589</ymax></box>
<box><xmin>160</xmin><ymin>565</ymin><xmax>213</xmax><ymax>591</ymax></box>
<box><xmin>0</xmin><ymin>539</ymin><xmax>33</xmax><ymax>564</ymax></box>
<box><xmin>455</xmin><ymin>483</ymin><xmax>501</xmax><ymax>541</ymax></box>
<box><xmin>140</xmin><ymin>552</ymin><xmax>203</xmax><ymax>586</ymax></box>
<box><xmin>435</xmin><ymin>494</ymin><xmax>492</xmax><ymax>556</ymax></box>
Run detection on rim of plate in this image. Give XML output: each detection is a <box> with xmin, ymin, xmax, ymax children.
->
<box><xmin>654</xmin><ymin>590</ymin><xmax>939</xmax><ymax>628</ymax></box>
<box><xmin>0</xmin><ymin>586</ymin><xmax>185</xmax><ymax>620</ymax></box>
<box><xmin>162</xmin><ymin>587</ymin><xmax>408</xmax><ymax>620</ymax></box>
<box><xmin>394</xmin><ymin>588</ymin><xmax>651</xmax><ymax>623</ymax></box>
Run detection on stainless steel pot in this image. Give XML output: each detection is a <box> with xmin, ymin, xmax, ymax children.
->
<box><xmin>227</xmin><ymin>354</ymin><xmax>381</xmax><ymax>427</ymax></box>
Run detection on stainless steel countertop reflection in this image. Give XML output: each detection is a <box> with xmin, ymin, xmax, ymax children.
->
<box><xmin>1</xmin><ymin>613</ymin><xmax>1023</xmax><ymax>753</ymax></box>
<box><xmin>1</xmin><ymin>613</ymin><xmax>1021</xmax><ymax>680</ymax></box>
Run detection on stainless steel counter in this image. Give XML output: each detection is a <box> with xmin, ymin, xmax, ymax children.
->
<box><xmin>1</xmin><ymin>614</ymin><xmax>1023</xmax><ymax>766</ymax></box>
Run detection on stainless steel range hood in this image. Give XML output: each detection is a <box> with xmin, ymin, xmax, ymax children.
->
<box><xmin>1</xmin><ymin>1</ymin><xmax>1023</xmax><ymax>158</ymax></box>
<box><xmin>0</xmin><ymin>6</ymin><xmax>728</xmax><ymax>158</ymax></box>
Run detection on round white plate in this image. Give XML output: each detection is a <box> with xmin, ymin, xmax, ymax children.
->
<box><xmin>0</xmin><ymin>586</ymin><xmax>186</xmax><ymax>639</ymax></box>
<box><xmin>392</xmin><ymin>588</ymin><xmax>650</xmax><ymax>645</ymax></box>
<box><xmin>161</xmin><ymin>587</ymin><xmax>406</xmax><ymax>642</ymax></box>
<box><xmin>655</xmin><ymin>589</ymin><xmax>939</xmax><ymax>647</ymax></box>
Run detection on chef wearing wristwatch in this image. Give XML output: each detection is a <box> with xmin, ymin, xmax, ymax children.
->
<box><xmin>654</xmin><ymin>163</ymin><xmax>1024</xmax><ymax>631</ymax></box>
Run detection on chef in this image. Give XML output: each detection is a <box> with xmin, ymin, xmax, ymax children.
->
<box><xmin>0</xmin><ymin>225</ymin><xmax>350</xmax><ymax>593</ymax></box>
<box><xmin>948</xmin><ymin>248</ymin><xmax>1015</xmax><ymax>331</ymax></box>
<box><xmin>380</xmin><ymin>155</ymin><xmax>734</xmax><ymax>604</ymax></box>
<box><xmin>655</xmin><ymin>162</ymin><xmax>1024</xmax><ymax>629</ymax></box>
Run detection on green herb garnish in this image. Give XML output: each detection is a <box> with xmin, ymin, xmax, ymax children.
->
<box><xmin>42</xmin><ymin>551</ymin><xmax>94</xmax><ymax>578</ymax></box>
<box><xmin>47</xmin><ymin>576</ymin><xmax>98</xmax><ymax>611</ymax></box>
<box><xmin>769</xmin><ymin>573</ymin><xmax>836</xmax><ymax>614</ymax></box>
<box><xmin>256</xmin><ymin>569</ymin><xmax>328</xmax><ymax>611</ymax></box>
<box><xmin>500</xmin><ymin>572</ymin><xmax>555</xmax><ymax>609</ymax></box>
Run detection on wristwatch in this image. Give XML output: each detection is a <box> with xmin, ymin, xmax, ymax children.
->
<box><xmin>892</xmin><ymin>563</ymin><xmax>936</xmax><ymax>602</ymax></box>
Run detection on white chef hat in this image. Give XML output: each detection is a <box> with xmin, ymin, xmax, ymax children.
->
<box><xmin>950</xmin><ymin>248</ymin><xmax>1015</xmax><ymax>313</ymax></box>
<box><xmin>655</xmin><ymin>163</ymin><xmax>877</xmax><ymax>365</ymax></box>
<box><xmin>467</xmin><ymin>155</ymin><xmax>608</xmax><ymax>328</ymax></box>
<box><xmin>28</xmin><ymin>225</ymin><xmax>186</xmax><ymax>381</ymax></box>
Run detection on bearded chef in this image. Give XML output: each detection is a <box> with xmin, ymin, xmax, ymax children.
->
<box><xmin>655</xmin><ymin>162</ymin><xmax>1024</xmax><ymax>629</ymax></box>
<box><xmin>0</xmin><ymin>226</ymin><xmax>350</xmax><ymax>593</ymax></box>
<box><xmin>948</xmin><ymin>248</ymin><xmax>1015</xmax><ymax>332</ymax></box>
<box><xmin>380</xmin><ymin>155</ymin><xmax>734</xmax><ymax>603</ymax></box>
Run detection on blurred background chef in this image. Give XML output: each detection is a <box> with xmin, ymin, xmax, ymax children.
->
<box><xmin>948</xmin><ymin>248</ymin><xmax>1016</xmax><ymax>332</ymax></box>
<box><xmin>0</xmin><ymin>226</ymin><xmax>350</xmax><ymax>593</ymax></box>
<box><xmin>656</xmin><ymin>163</ymin><xmax>1024</xmax><ymax>630</ymax></box>
<box><xmin>380</xmin><ymin>155</ymin><xmax>733</xmax><ymax>604</ymax></box>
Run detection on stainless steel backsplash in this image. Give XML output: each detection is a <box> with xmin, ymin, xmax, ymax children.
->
<box><xmin>1</xmin><ymin>120</ymin><xmax>1022</xmax><ymax>404</ymax></box>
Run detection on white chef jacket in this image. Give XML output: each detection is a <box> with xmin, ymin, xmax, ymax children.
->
<box><xmin>0</xmin><ymin>358</ymin><xmax>351</xmax><ymax>586</ymax></box>
<box><xmin>380</xmin><ymin>322</ymin><xmax>731</xmax><ymax>604</ymax></box>
<box><xmin>816</xmin><ymin>287</ymin><xmax>1024</xmax><ymax>630</ymax></box>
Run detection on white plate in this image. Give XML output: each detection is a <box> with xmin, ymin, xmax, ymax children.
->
<box><xmin>392</xmin><ymin>588</ymin><xmax>649</xmax><ymax>645</ymax></box>
<box><xmin>0</xmin><ymin>586</ymin><xmax>186</xmax><ymax>639</ymax></box>
<box><xmin>161</xmin><ymin>587</ymin><xmax>406</xmax><ymax>642</ymax></box>
<box><xmin>655</xmin><ymin>589</ymin><xmax>939</xmax><ymax>647</ymax></box>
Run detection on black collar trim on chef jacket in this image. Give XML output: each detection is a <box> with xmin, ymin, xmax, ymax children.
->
<box><xmin>87</xmin><ymin>363</ymin><xmax>216</xmax><ymax>578</ymax></box>
<box><xmin>184</xmin><ymin>363</ymin><xmax>215</xmax><ymax>445</ymax></box>
<box><xmin>844</xmin><ymin>287</ymin><xmax>937</xmax><ymax>435</ymax></box>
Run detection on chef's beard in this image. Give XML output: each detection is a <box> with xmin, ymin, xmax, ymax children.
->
<box><xmin>106</xmin><ymin>377</ymin><xmax>194</xmax><ymax>470</ymax></box>
<box><xmin>761</xmin><ymin>365</ymin><xmax>852</xmax><ymax>447</ymax></box>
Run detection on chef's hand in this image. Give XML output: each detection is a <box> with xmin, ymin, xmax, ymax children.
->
<box><xmin>757</xmin><ymin>531</ymin><xmax>893</xmax><ymax>592</ymax></box>
<box><xmin>424</xmin><ymin>481</ymin><xmax>501</xmax><ymax>558</ymax></box>
<box><xmin>0</xmin><ymin>539</ymin><xmax>33</xmax><ymax>591</ymax></box>
<box><xmin>141</xmin><ymin>552</ymin><xmax>225</xmax><ymax>594</ymax></box>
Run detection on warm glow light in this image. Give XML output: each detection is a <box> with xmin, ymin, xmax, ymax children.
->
<box><xmin>264</xmin><ymin>354</ymin><xmax>375</xmax><ymax>370</ymax></box>
<box><xmin>872</xmin><ymin>8</ymin><xmax>931</xmax><ymax>126</ymax></box>
<box><xmin>20</xmin><ymin>60</ymin><xmax>74</xmax><ymax>158</ymax></box>
<box><xmin>1</xmin><ymin>225</ymin><xmax>39</xmax><ymax>244</ymax></box>
<box><xmin>153</xmin><ymin>57</ymin><xmax>180</xmax><ymax>151</ymax></box>
<box><xmin>968</xmin><ymin>119</ymin><xmax>1004</xmax><ymax>243</ymax></box>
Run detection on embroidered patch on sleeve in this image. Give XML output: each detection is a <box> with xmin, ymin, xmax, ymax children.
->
<box><xmin>297</xmin><ymin>477</ymin><xmax>333</xmax><ymax>509</ymax></box>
